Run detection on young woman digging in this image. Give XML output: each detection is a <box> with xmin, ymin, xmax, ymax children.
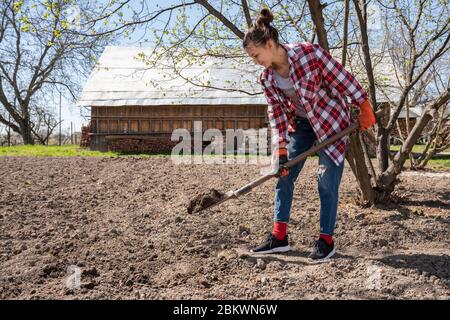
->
<box><xmin>243</xmin><ymin>9</ymin><xmax>376</xmax><ymax>262</ymax></box>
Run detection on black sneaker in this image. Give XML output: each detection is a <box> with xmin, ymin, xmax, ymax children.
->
<box><xmin>250</xmin><ymin>234</ymin><xmax>290</xmax><ymax>254</ymax></box>
<box><xmin>308</xmin><ymin>238</ymin><xmax>336</xmax><ymax>263</ymax></box>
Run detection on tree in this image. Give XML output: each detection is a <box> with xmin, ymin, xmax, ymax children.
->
<box><xmin>0</xmin><ymin>0</ymin><xmax>117</xmax><ymax>144</ymax></box>
<box><xmin>355</xmin><ymin>0</ymin><xmax>449</xmax><ymax>198</ymax></box>
<box><xmin>31</xmin><ymin>105</ymin><xmax>60</xmax><ymax>145</ymax></box>
<box><xmin>301</xmin><ymin>0</ymin><xmax>449</xmax><ymax>201</ymax></box>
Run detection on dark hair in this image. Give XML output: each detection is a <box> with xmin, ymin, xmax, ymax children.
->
<box><xmin>243</xmin><ymin>8</ymin><xmax>279</xmax><ymax>48</ymax></box>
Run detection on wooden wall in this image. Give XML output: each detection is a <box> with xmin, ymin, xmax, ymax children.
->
<box><xmin>90</xmin><ymin>105</ymin><xmax>268</xmax><ymax>135</ymax></box>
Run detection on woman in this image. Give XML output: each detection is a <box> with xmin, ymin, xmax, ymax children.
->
<box><xmin>243</xmin><ymin>9</ymin><xmax>376</xmax><ymax>262</ymax></box>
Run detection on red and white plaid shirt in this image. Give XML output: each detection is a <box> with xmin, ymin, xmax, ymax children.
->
<box><xmin>260</xmin><ymin>42</ymin><xmax>368</xmax><ymax>165</ymax></box>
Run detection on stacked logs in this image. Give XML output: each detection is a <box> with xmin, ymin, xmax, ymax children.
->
<box><xmin>80</xmin><ymin>123</ymin><xmax>91</xmax><ymax>147</ymax></box>
<box><xmin>107</xmin><ymin>137</ymin><xmax>178</xmax><ymax>153</ymax></box>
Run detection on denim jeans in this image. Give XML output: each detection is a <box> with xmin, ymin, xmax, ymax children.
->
<box><xmin>274</xmin><ymin>117</ymin><xmax>345</xmax><ymax>236</ymax></box>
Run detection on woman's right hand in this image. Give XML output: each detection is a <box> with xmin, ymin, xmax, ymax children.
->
<box><xmin>273</xmin><ymin>146</ymin><xmax>289</xmax><ymax>177</ymax></box>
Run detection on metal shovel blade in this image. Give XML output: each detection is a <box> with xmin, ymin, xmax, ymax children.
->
<box><xmin>188</xmin><ymin>190</ymin><xmax>235</xmax><ymax>214</ymax></box>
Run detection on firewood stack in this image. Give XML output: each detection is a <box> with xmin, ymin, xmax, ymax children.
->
<box><xmin>80</xmin><ymin>123</ymin><xmax>91</xmax><ymax>147</ymax></box>
<box><xmin>107</xmin><ymin>137</ymin><xmax>178</xmax><ymax>153</ymax></box>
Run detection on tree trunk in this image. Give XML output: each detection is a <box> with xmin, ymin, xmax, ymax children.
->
<box><xmin>377</xmin><ymin>128</ymin><xmax>390</xmax><ymax>172</ymax></box>
<box><xmin>19</xmin><ymin>120</ymin><xmax>34</xmax><ymax>145</ymax></box>
<box><xmin>378</xmin><ymin>90</ymin><xmax>450</xmax><ymax>191</ymax></box>
<box><xmin>17</xmin><ymin>106</ymin><xmax>34</xmax><ymax>145</ymax></box>
<box><xmin>347</xmin><ymin>133</ymin><xmax>376</xmax><ymax>205</ymax></box>
<box><xmin>306</xmin><ymin>0</ymin><xmax>329</xmax><ymax>50</ymax></box>
<box><xmin>308</xmin><ymin>0</ymin><xmax>376</xmax><ymax>205</ymax></box>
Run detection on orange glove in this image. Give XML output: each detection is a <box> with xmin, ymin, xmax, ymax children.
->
<box><xmin>358</xmin><ymin>100</ymin><xmax>376</xmax><ymax>131</ymax></box>
<box><xmin>274</xmin><ymin>147</ymin><xmax>289</xmax><ymax>177</ymax></box>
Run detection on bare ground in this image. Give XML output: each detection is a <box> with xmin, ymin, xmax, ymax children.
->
<box><xmin>0</xmin><ymin>156</ymin><xmax>449</xmax><ymax>300</ymax></box>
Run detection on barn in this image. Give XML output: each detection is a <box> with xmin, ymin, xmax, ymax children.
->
<box><xmin>76</xmin><ymin>46</ymin><xmax>268</xmax><ymax>153</ymax></box>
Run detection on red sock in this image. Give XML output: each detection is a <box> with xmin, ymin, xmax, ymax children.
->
<box><xmin>320</xmin><ymin>234</ymin><xmax>333</xmax><ymax>244</ymax></box>
<box><xmin>272</xmin><ymin>222</ymin><xmax>287</xmax><ymax>240</ymax></box>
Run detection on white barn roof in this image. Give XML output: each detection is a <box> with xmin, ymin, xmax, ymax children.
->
<box><xmin>76</xmin><ymin>46</ymin><xmax>266</xmax><ymax>107</ymax></box>
<box><xmin>77</xmin><ymin>45</ymin><xmax>404</xmax><ymax>107</ymax></box>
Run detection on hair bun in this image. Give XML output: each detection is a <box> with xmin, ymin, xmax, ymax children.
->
<box><xmin>256</xmin><ymin>8</ymin><xmax>274</xmax><ymax>28</ymax></box>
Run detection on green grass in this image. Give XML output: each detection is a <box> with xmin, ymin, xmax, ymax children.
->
<box><xmin>0</xmin><ymin>145</ymin><xmax>270</xmax><ymax>159</ymax></box>
<box><xmin>390</xmin><ymin>144</ymin><xmax>450</xmax><ymax>153</ymax></box>
<box><xmin>389</xmin><ymin>144</ymin><xmax>450</xmax><ymax>170</ymax></box>
<box><xmin>411</xmin><ymin>158</ymin><xmax>450</xmax><ymax>171</ymax></box>
<box><xmin>0</xmin><ymin>144</ymin><xmax>160</xmax><ymax>157</ymax></box>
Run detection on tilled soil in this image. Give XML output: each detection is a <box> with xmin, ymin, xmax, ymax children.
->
<box><xmin>0</xmin><ymin>156</ymin><xmax>449</xmax><ymax>300</ymax></box>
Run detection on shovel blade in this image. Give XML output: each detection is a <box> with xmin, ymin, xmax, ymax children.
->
<box><xmin>193</xmin><ymin>190</ymin><xmax>235</xmax><ymax>214</ymax></box>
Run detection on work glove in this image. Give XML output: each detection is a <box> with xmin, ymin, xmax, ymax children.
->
<box><xmin>274</xmin><ymin>146</ymin><xmax>289</xmax><ymax>177</ymax></box>
<box><xmin>358</xmin><ymin>100</ymin><xmax>377</xmax><ymax>131</ymax></box>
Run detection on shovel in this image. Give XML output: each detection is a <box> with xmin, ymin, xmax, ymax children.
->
<box><xmin>189</xmin><ymin>121</ymin><xmax>360</xmax><ymax>214</ymax></box>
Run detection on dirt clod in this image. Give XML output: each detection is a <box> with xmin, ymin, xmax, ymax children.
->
<box><xmin>187</xmin><ymin>189</ymin><xmax>225</xmax><ymax>214</ymax></box>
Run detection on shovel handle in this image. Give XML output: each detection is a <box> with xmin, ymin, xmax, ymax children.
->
<box><xmin>199</xmin><ymin>109</ymin><xmax>381</xmax><ymax>212</ymax></box>
<box><xmin>234</xmin><ymin>121</ymin><xmax>359</xmax><ymax>197</ymax></box>
<box><xmin>285</xmin><ymin>108</ymin><xmax>383</xmax><ymax>169</ymax></box>
<box><xmin>284</xmin><ymin>122</ymin><xmax>359</xmax><ymax>169</ymax></box>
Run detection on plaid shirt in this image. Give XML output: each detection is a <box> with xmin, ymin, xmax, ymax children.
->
<box><xmin>260</xmin><ymin>42</ymin><xmax>368</xmax><ymax>165</ymax></box>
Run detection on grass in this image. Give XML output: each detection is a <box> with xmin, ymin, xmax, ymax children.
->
<box><xmin>390</xmin><ymin>144</ymin><xmax>450</xmax><ymax>153</ymax></box>
<box><xmin>389</xmin><ymin>144</ymin><xmax>450</xmax><ymax>170</ymax></box>
<box><xmin>0</xmin><ymin>144</ymin><xmax>158</xmax><ymax>157</ymax></box>
<box><xmin>425</xmin><ymin>158</ymin><xmax>450</xmax><ymax>171</ymax></box>
<box><xmin>0</xmin><ymin>144</ymin><xmax>268</xmax><ymax>159</ymax></box>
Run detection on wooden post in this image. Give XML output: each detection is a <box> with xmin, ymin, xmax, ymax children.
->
<box><xmin>47</xmin><ymin>114</ymin><xmax>50</xmax><ymax>145</ymax></box>
<box><xmin>59</xmin><ymin>90</ymin><xmax>62</xmax><ymax>146</ymax></box>
<box><xmin>7</xmin><ymin>113</ymin><xmax>11</xmax><ymax>147</ymax></box>
<box><xmin>71</xmin><ymin>121</ymin><xmax>73</xmax><ymax>144</ymax></box>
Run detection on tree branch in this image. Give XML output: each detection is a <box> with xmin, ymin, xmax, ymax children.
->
<box><xmin>241</xmin><ymin>0</ymin><xmax>252</xmax><ymax>28</ymax></box>
<box><xmin>194</xmin><ymin>0</ymin><xmax>244</xmax><ymax>39</ymax></box>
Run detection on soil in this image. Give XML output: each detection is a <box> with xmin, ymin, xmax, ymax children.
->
<box><xmin>0</xmin><ymin>156</ymin><xmax>449</xmax><ymax>300</ymax></box>
<box><xmin>187</xmin><ymin>189</ymin><xmax>226</xmax><ymax>214</ymax></box>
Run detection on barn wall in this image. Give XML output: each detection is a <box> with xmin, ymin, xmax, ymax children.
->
<box><xmin>91</xmin><ymin>105</ymin><xmax>267</xmax><ymax>134</ymax></box>
<box><xmin>89</xmin><ymin>105</ymin><xmax>268</xmax><ymax>152</ymax></box>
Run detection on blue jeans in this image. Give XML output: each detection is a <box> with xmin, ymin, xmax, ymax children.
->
<box><xmin>274</xmin><ymin>117</ymin><xmax>345</xmax><ymax>236</ymax></box>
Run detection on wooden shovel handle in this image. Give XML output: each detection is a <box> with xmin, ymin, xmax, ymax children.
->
<box><xmin>284</xmin><ymin>122</ymin><xmax>359</xmax><ymax>169</ymax></box>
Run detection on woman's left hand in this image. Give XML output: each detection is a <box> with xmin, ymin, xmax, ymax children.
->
<box><xmin>358</xmin><ymin>100</ymin><xmax>377</xmax><ymax>131</ymax></box>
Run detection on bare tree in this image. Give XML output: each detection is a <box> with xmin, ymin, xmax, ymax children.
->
<box><xmin>0</xmin><ymin>0</ymin><xmax>118</xmax><ymax>145</ymax></box>
<box><xmin>30</xmin><ymin>105</ymin><xmax>60</xmax><ymax>145</ymax></box>
<box><xmin>362</xmin><ymin>0</ymin><xmax>449</xmax><ymax>198</ymax></box>
<box><xmin>300</xmin><ymin>0</ymin><xmax>449</xmax><ymax>202</ymax></box>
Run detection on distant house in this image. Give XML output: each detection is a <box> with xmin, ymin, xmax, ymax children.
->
<box><xmin>76</xmin><ymin>46</ymin><xmax>268</xmax><ymax>152</ymax></box>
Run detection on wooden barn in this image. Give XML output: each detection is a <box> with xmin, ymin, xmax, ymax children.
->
<box><xmin>76</xmin><ymin>46</ymin><xmax>268</xmax><ymax>153</ymax></box>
